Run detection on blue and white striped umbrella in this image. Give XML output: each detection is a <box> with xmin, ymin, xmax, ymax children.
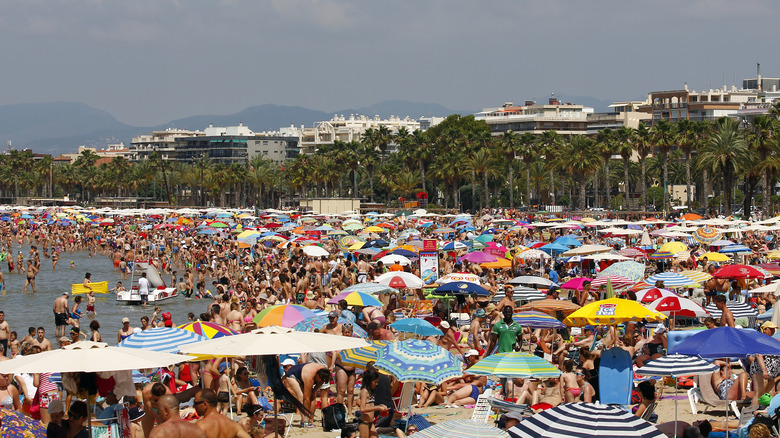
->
<box><xmin>375</xmin><ymin>339</ymin><xmax>462</xmax><ymax>384</ymax></box>
<box><xmin>508</xmin><ymin>403</ymin><xmax>665</xmax><ymax>438</ymax></box>
<box><xmin>119</xmin><ymin>327</ymin><xmax>206</xmax><ymax>353</ymax></box>
<box><xmin>719</xmin><ymin>244</ymin><xmax>752</xmax><ymax>254</ymax></box>
<box><xmin>645</xmin><ymin>272</ymin><xmax>697</xmax><ymax>288</ymax></box>
<box><xmin>636</xmin><ymin>353</ymin><xmax>718</xmax><ymax>377</ymax></box>
<box><xmin>341</xmin><ymin>283</ymin><xmax>394</xmax><ymax>294</ymax></box>
<box><xmin>705</xmin><ymin>300</ymin><xmax>759</xmax><ymax>319</ymax></box>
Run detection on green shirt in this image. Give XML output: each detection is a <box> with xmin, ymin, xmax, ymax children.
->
<box><xmin>492</xmin><ymin>319</ymin><xmax>522</xmax><ymax>353</ymax></box>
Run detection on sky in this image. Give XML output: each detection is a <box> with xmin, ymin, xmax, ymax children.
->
<box><xmin>0</xmin><ymin>0</ymin><xmax>778</xmax><ymax>127</ymax></box>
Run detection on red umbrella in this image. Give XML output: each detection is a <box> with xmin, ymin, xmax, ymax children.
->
<box><xmin>635</xmin><ymin>288</ymin><xmax>679</xmax><ymax>303</ymax></box>
<box><xmin>648</xmin><ymin>296</ymin><xmax>709</xmax><ymax>318</ymax></box>
<box><xmin>713</xmin><ymin>264</ymin><xmax>765</xmax><ymax>279</ymax></box>
<box><xmin>265</xmin><ymin>223</ymin><xmax>282</xmax><ymax>229</ymax></box>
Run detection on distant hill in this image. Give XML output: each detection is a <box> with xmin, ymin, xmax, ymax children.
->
<box><xmin>0</xmin><ymin>100</ymin><xmax>468</xmax><ymax>154</ymax></box>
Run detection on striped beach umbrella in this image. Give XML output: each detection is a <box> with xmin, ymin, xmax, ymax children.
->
<box><xmin>252</xmin><ymin>304</ymin><xmax>318</xmax><ymax>328</ymax></box>
<box><xmin>719</xmin><ymin>244</ymin><xmax>752</xmax><ymax>254</ymax></box>
<box><xmin>293</xmin><ymin>315</ymin><xmax>367</xmax><ymax>338</ymax></box>
<box><xmin>375</xmin><ymin>339</ymin><xmax>462</xmax><ymax>384</ymax></box>
<box><xmin>469</xmin><ymin>352</ymin><xmax>561</xmax><ymax>379</ymax></box>
<box><xmin>705</xmin><ymin>301</ymin><xmax>758</xmax><ymax>319</ymax></box>
<box><xmin>648</xmin><ymin>250</ymin><xmax>675</xmax><ymax>260</ymax></box>
<box><xmin>512</xmin><ymin>311</ymin><xmax>566</xmax><ymax>329</ymax></box>
<box><xmin>678</xmin><ymin>270</ymin><xmax>713</xmax><ymax>284</ymax></box>
<box><xmin>637</xmin><ymin>353</ymin><xmax>718</xmax><ymax>377</ymax></box>
<box><xmin>589</xmin><ymin>275</ymin><xmax>636</xmax><ymax>289</ymax></box>
<box><xmin>508</xmin><ymin>403</ymin><xmax>665</xmax><ymax>438</ymax></box>
<box><xmin>339</xmin><ymin>340</ymin><xmax>392</xmax><ymax>369</ymax></box>
<box><xmin>645</xmin><ymin>272</ymin><xmax>696</xmax><ymax>288</ymax></box>
<box><xmin>414</xmin><ymin>420</ymin><xmax>509</xmax><ymax>438</ymax></box>
<box><xmin>511</xmin><ymin>289</ymin><xmax>548</xmax><ymax>302</ymax></box>
<box><xmin>119</xmin><ymin>327</ymin><xmax>206</xmax><ymax>353</ymax></box>
<box><xmin>341</xmin><ymin>283</ymin><xmax>394</xmax><ymax>294</ymax></box>
<box><xmin>693</xmin><ymin>226</ymin><xmax>721</xmax><ymax>245</ymax></box>
<box><xmin>326</xmin><ymin>290</ymin><xmax>383</xmax><ymax>307</ymax></box>
<box><xmin>618</xmin><ymin>247</ymin><xmax>647</xmax><ymax>258</ymax></box>
<box><xmin>178</xmin><ymin>321</ymin><xmax>239</xmax><ymax>339</ymax></box>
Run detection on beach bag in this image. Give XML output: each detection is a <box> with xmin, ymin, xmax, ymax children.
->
<box><xmin>322</xmin><ymin>402</ymin><xmax>346</xmax><ymax>431</ymax></box>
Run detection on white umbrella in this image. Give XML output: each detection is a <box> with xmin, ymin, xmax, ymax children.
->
<box><xmin>180</xmin><ymin>326</ymin><xmax>368</xmax><ymax>357</ymax></box>
<box><xmin>0</xmin><ymin>342</ymin><xmax>194</xmax><ymax>374</ymax></box>
<box><xmin>378</xmin><ymin>254</ymin><xmax>412</xmax><ymax>266</ymax></box>
<box><xmin>561</xmin><ymin>244</ymin><xmax>612</xmax><ymax>257</ymax></box>
<box><xmin>507</xmin><ymin>276</ymin><xmax>557</xmax><ymax>288</ymax></box>
<box><xmin>302</xmin><ymin>245</ymin><xmax>329</xmax><ymax>257</ymax></box>
<box><xmin>375</xmin><ymin>271</ymin><xmax>425</xmax><ymax>289</ymax></box>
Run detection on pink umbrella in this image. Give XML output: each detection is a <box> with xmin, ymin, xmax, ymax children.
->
<box><xmin>648</xmin><ymin>296</ymin><xmax>709</xmax><ymax>318</ymax></box>
<box><xmin>559</xmin><ymin>277</ymin><xmax>593</xmax><ymax>291</ymax></box>
<box><xmin>635</xmin><ymin>288</ymin><xmax>680</xmax><ymax>303</ymax></box>
<box><xmin>459</xmin><ymin>251</ymin><xmax>498</xmax><ymax>264</ymax></box>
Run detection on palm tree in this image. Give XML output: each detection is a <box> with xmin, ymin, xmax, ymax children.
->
<box><xmin>634</xmin><ymin>123</ymin><xmax>653</xmax><ymax>211</ymax></box>
<box><xmin>500</xmin><ymin>131</ymin><xmax>519</xmax><ymax>208</ymax></box>
<box><xmin>698</xmin><ymin>117</ymin><xmax>753</xmax><ymax>216</ymax></box>
<box><xmin>194</xmin><ymin>153</ymin><xmax>212</xmax><ymax>206</ymax></box>
<box><xmin>147</xmin><ymin>151</ymin><xmax>172</xmax><ymax>205</ymax></box>
<box><xmin>596</xmin><ymin>128</ymin><xmax>615</xmax><ymax>208</ymax></box>
<box><xmin>750</xmin><ymin>115</ymin><xmax>776</xmax><ymax>218</ymax></box>
<box><xmin>614</xmin><ymin>126</ymin><xmax>635</xmax><ymax>207</ymax></box>
<box><xmin>516</xmin><ymin>133</ymin><xmax>536</xmax><ymax>207</ymax></box>
<box><xmin>538</xmin><ymin>131</ymin><xmax>561</xmax><ymax>205</ymax></box>
<box><xmin>466</xmin><ymin>147</ymin><xmax>497</xmax><ymax>209</ymax></box>
<box><xmin>651</xmin><ymin>119</ymin><xmax>677</xmax><ymax>213</ymax></box>
<box><xmin>558</xmin><ymin>135</ymin><xmax>598</xmax><ymax>210</ymax></box>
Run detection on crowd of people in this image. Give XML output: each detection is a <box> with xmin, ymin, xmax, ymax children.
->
<box><xmin>1</xmin><ymin>206</ymin><xmax>780</xmax><ymax>438</ymax></box>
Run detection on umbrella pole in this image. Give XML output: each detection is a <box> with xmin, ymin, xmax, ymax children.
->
<box><xmin>88</xmin><ymin>395</ymin><xmax>94</xmax><ymax>438</ymax></box>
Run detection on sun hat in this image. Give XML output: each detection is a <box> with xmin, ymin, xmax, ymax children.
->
<box><xmin>762</xmin><ymin>321</ymin><xmax>778</xmax><ymax>330</ymax></box>
<box><xmin>439</xmin><ymin>321</ymin><xmax>450</xmax><ymax>329</ymax></box>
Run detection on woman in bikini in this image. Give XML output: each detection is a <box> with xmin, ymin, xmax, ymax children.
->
<box><xmin>335</xmin><ymin>323</ymin><xmax>358</xmax><ymax>415</ymax></box>
<box><xmin>358</xmin><ymin>368</ymin><xmax>387</xmax><ymax>438</ymax></box>
<box><xmin>575</xmin><ymin>368</ymin><xmax>595</xmax><ymax>402</ymax></box>
<box><xmin>561</xmin><ymin>360</ymin><xmax>580</xmax><ymax>402</ymax></box>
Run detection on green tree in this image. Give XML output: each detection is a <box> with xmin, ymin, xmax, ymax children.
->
<box><xmin>614</xmin><ymin>126</ymin><xmax>635</xmax><ymax>208</ymax></box>
<box><xmin>749</xmin><ymin>115</ymin><xmax>776</xmax><ymax>218</ymax></box>
<box><xmin>651</xmin><ymin>119</ymin><xmax>677</xmax><ymax>213</ymax></box>
<box><xmin>698</xmin><ymin>117</ymin><xmax>753</xmax><ymax>216</ymax></box>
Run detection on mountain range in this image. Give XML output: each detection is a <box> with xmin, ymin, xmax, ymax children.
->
<box><xmin>0</xmin><ymin>95</ymin><xmax>615</xmax><ymax>155</ymax></box>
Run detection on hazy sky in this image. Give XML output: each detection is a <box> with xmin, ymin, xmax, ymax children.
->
<box><xmin>1</xmin><ymin>0</ymin><xmax>777</xmax><ymax>126</ymax></box>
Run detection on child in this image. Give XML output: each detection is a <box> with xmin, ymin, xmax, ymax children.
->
<box><xmin>70</xmin><ymin>260</ymin><xmax>75</xmax><ymax>269</ymax></box>
<box><xmin>561</xmin><ymin>360</ymin><xmax>580</xmax><ymax>402</ymax></box>
<box><xmin>86</xmin><ymin>291</ymin><xmax>97</xmax><ymax>316</ymax></box>
<box><xmin>8</xmin><ymin>331</ymin><xmax>20</xmax><ymax>357</ymax></box>
<box><xmin>217</xmin><ymin>367</ymin><xmax>231</xmax><ymax>414</ymax></box>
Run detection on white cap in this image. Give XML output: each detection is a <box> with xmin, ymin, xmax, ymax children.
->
<box><xmin>281</xmin><ymin>358</ymin><xmax>296</xmax><ymax>367</ymax></box>
<box><xmin>464</xmin><ymin>349</ymin><xmax>479</xmax><ymax>357</ymax></box>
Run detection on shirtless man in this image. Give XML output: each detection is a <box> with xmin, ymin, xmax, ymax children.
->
<box><xmin>23</xmin><ymin>259</ymin><xmax>38</xmax><ymax>293</ymax></box>
<box><xmin>283</xmin><ymin>363</ymin><xmax>330</xmax><ymax>426</ymax></box>
<box><xmin>53</xmin><ymin>293</ymin><xmax>70</xmax><ymax>338</ymax></box>
<box><xmin>0</xmin><ymin>311</ymin><xmax>9</xmax><ymax>356</ymax></box>
<box><xmin>714</xmin><ymin>295</ymin><xmax>735</xmax><ymax>328</ymax></box>
<box><xmin>357</xmin><ymin>255</ymin><xmax>369</xmax><ymax>283</ymax></box>
<box><xmin>31</xmin><ymin>327</ymin><xmax>53</xmax><ymax>351</ymax></box>
<box><xmin>321</xmin><ymin>311</ymin><xmax>342</xmax><ymax>335</ymax></box>
<box><xmin>436</xmin><ymin>321</ymin><xmax>465</xmax><ymax>356</ymax></box>
<box><xmin>149</xmin><ymin>394</ymin><xmax>206</xmax><ymax>438</ymax></box>
<box><xmin>194</xmin><ymin>389</ymin><xmax>251</xmax><ymax>438</ymax></box>
<box><xmin>497</xmin><ymin>284</ymin><xmax>516</xmax><ymax>312</ymax></box>
<box><xmin>468</xmin><ymin>309</ymin><xmax>486</xmax><ymax>352</ymax></box>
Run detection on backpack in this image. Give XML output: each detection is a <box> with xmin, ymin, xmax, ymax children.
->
<box><xmin>322</xmin><ymin>403</ymin><xmax>347</xmax><ymax>432</ymax></box>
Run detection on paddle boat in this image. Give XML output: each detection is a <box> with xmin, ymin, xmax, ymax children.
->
<box><xmin>116</xmin><ymin>261</ymin><xmax>178</xmax><ymax>304</ymax></box>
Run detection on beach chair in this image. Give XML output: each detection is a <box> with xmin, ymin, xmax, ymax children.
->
<box><xmin>687</xmin><ymin>375</ymin><xmax>745</xmax><ymax>417</ymax></box>
<box><xmin>470</xmin><ymin>388</ymin><xmax>494</xmax><ymax>423</ymax></box>
<box><xmin>640</xmin><ymin>401</ymin><xmax>658</xmax><ymax>422</ymax></box>
<box><xmin>265</xmin><ymin>413</ymin><xmax>294</xmax><ymax>438</ymax></box>
<box><xmin>392</xmin><ymin>381</ymin><xmax>416</xmax><ymax>412</ymax></box>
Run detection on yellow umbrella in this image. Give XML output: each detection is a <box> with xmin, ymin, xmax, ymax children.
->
<box><xmin>699</xmin><ymin>252</ymin><xmax>729</xmax><ymax>262</ymax></box>
<box><xmin>480</xmin><ymin>258</ymin><xmax>512</xmax><ymax>269</ymax></box>
<box><xmin>348</xmin><ymin>241</ymin><xmax>366</xmax><ymax>250</ymax></box>
<box><xmin>364</xmin><ymin>226</ymin><xmax>386</xmax><ymax>233</ymax></box>
<box><xmin>659</xmin><ymin>241</ymin><xmax>687</xmax><ymax>254</ymax></box>
<box><xmin>563</xmin><ymin>297</ymin><xmax>667</xmax><ymax>327</ymax></box>
<box><xmin>678</xmin><ymin>270</ymin><xmax>713</xmax><ymax>283</ymax></box>
<box><xmin>767</xmin><ymin>251</ymin><xmax>780</xmax><ymax>260</ymax></box>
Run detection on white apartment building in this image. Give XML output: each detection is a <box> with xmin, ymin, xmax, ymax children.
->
<box><xmin>299</xmin><ymin>114</ymin><xmax>422</xmax><ymax>154</ymax></box>
<box><xmin>475</xmin><ymin>97</ymin><xmax>595</xmax><ymax>136</ymax></box>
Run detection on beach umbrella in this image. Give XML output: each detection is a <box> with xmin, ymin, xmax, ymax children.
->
<box><xmin>518</xmin><ymin>299</ymin><xmax>580</xmax><ymax>317</ymax></box>
<box><xmin>617</xmin><ymin>247</ymin><xmax>646</xmax><ymax>258</ymax></box>
<box><xmin>434</xmin><ymin>281</ymin><xmax>490</xmax><ymax>296</ymax></box>
<box><xmin>699</xmin><ymin>251</ymin><xmax>730</xmax><ymax>262</ymax></box>
<box><xmin>337</xmin><ymin>235</ymin><xmax>365</xmax><ymax>251</ymax></box>
<box><xmin>341</xmin><ymin>283</ymin><xmax>394</xmax><ymax>295</ymax></box>
<box><xmin>327</xmin><ymin>290</ymin><xmax>384</xmax><ymax>307</ymax></box>
<box><xmin>554</xmin><ymin>235</ymin><xmax>582</xmax><ymax>247</ymax></box>
<box><xmin>480</xmin><ymin>258</ymin><xmax>513</xmax><ymax>269</ymax></box>
<box><xmin>293</xmin><ymin>315</ymin><xmax>368</xmax><ymax>338</ymax></box>
<box><xmin>459</xmin><ymin>251</ymin><xmax>498</xmax><ymax>264</ymax></box>
<box><xmin>507</xmin><ymin>276</ymin><xmax>557</xmax><ymax>288</ymax></box>
<box><xmin>469</xmin><ymin>351</ymin><xmax>561</xmax><ymax>378</ymax></box>
<box><xmin>672</xmin><ymin>326</ymin><xmax>780</xmax><ymax>358</ymax></box>
<box><xmin>413</xmin><ymin>420</ymin><xmax>508</xmax><ymax>438</ymax></box>
<box><xmin>767</xmin><ymin>250</ymin><xmax>780</xmax><ymax>260</ymax></box>
<box><xmin>376</xmin><ymin>271</ymin><xmax>425</xmax><ymax>289</ymax></box>
<box><xmin>375</xmin><ymin>339</ymin><xmax>462</xmax><ymax>385</ymax></box>
<box><xmin>635</xmin><ymin>287</ymin><xmax>679</xmax><ymax>303</ymax></box>
<box><xmin>180</xmin><ymin>325</ymin><xmax>368</xmax><ymax>357</ymax></box>
<box><xmin>252</xmin><ymin>304</ymin><xmax>318</xmax><ymax>327</ymax></box>
<box><xmin>390</xmin><ymin>318</ymin><xmax>441</xmax><ymax>337</ymax></box>
<box><xmin>561</xmin><ymin>244</ymin><xmax>612</xmax><ymax>256</ymax></box>
<box><xmin>681</xmin><ymin>213</ymin><xmax>703</xmax><ymax>221</ymax></box>
<box><xmin>378</xmin><ymin>254</ymin><xmax>412</xmax><ymax>266</ymax></box>
<box><xmin>704</xmin><ymin>301</ymin><xmax>759</xmax><ymax>319</ymax></box>
<box><xmin>597</xmin><ymin>261</ymin><xmax>646</xmax><ymax>282</ymax></box>
<box><xmin>441</xmin><ymin>241</ymin><xmax>469</xmax><ymax>251</ymax></box>
<box><xmin>559</xmin><ymin>277</ymin><xmax>592</xmax><ymax>291</ymax></box>
<box><xmin>589</xmin><ymin>275</ymin><xmax>636</xmax><ymax>289</ymax></box>
<box><xmin>539</xmin><ymin>243</ymin><xmax>569</xmax><ymax>254</ymax></box>
<box><xmin>757</xmin><ymin>263</ymin><xmax>780</xmax><ymax>276</ymax></box>
<box><xmin>302</xmin><ymin>245</ymin><xmax>329</xmax><ymax>257</ymax></box>
<box><xmin>178</xmin><ymin>321</ymin><xmax>238</xmax><ymax>339</ymax></box>
<box><xmin>514</xmin><ymin>249</ymin><xmax>548</xmax><ymax>260</ymax></box>
<box><xmin>119</xmin><ymin>327</ymin><xmax>206</xmax><ymax>353</ymax></box>
<box><xmin>648</xmin><ymin>250</ymin><xmax>674</xmax><ymax>260</ymax></box>
<box><xmin>510</xmin><ymin>289</ymin><xmax>548</xmax><ymax>303</ymax></box>
<box><xmin>432</xmin><ymin>227</ymin><xmax>456</xmax><ymax>234</ymax></box>
<box><xmin>719</xmin><ymin>244</ymin><xmax>752</xmax><ymax>254</ymax></box>
<box><xmin>659</xmin><ymin>241</ymin><xmax>688</xmax><ymax>254</ymax></box>
<box><xmin>0</xmin><ymin>407</ymin><xmax>47</xmax><ymax>437</ymax></box>
<box><xmin>647</xmin><ymin>296</ymin><xmax>709</xmax><ymax>318</ymax></box>
<box><xmin>339</xmin><ymin>340</ymin><xmax>393</xmax><ymax>369</ymax></box>
<box><xmin>645</xmin><ymin>272</ymin><xmax>697</xmax><ymax>288</ymax></box>
<box><xmin>0</xmin><ymin>342</ymin><xmax>194</xmax><ymax>374</ymax></box>
<box><xmin>563</xmin><ymin>297</ymin><xmax>667</xmax><ymax>327</ymax></box>
<box><xmin>512</xmin><ymin>311</ymin><xmax>566</xmax><ymax>329</ymax></box>
<box><xmin>435</xmin><ymin>272</ymin><xmax>481</xmax><ymax>284</ymax></box>
<box><xmin>713</xmin><ymin>264</ymin><xmax>765</xmax><ymax>279</ymax></box>
<box><xmin>678</xmin><ymin>270</ymin><xmax>713</xmax><ymax>284</ymax></box>
<box><xmin>693</xmin><ymin>226</ymin><xmax>721</xmax><ymax>245</ymax></box>
<box><xmin>507</xmin><ymin>402</ymin><xmax>664</xmax><ymax>438</ymax></box>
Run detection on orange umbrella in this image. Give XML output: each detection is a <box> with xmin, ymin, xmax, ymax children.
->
<box><xmin>681</xmin><ymin>213</ymin><xmax>703</xmax><ymax>221</ymax></box>
<box><xmin>480</xmin><ymin>258</ymin><xmax>512</xmax><ymax>269</ymax></box>
<box><xmin>518</xmin><ymin>299</ymin><xmax>581</xmax><ymax>317</ymax></box>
